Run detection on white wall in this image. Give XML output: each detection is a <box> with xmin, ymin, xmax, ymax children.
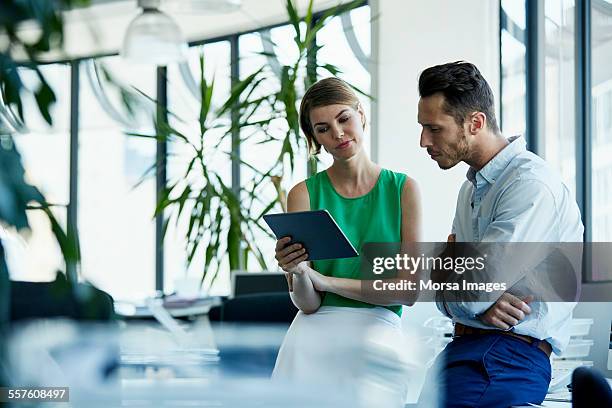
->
<box><xmin>372</xmin><ymin>0</ymin><xmax>500</xmax><ymax>241</ymax></box>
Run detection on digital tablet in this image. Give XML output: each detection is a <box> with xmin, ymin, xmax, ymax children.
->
<box><xmin>263</xmin><ymin>210</ymin><xmax>359</xmax><ymax>261</ymax></box>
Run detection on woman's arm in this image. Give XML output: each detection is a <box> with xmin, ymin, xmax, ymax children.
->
<box><xmin>275</xmin><ymin>181</ymin><xmax>322</xmax><ymax>314</ymax></box>
<box><xmin>306</xmin><ymin>177</ymin><xmax>423</xmax><ymax>306</ymax></box>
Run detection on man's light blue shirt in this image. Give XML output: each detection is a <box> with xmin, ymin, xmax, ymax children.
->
<box><xmin>438</xmin><ymin>135</ymin><xmax>584</xmax><ymax>354</ymax></box>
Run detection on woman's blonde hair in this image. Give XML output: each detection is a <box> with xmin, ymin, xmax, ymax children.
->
<box><xmin>299</xmin><ymin>77</ymin><xmax>361</xmax><ymax>155</ymax></box>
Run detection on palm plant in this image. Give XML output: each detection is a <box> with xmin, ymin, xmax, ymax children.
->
<box><xmin>130</xmin><ymin>55</ymin><xmax>271</xmax><ymax>288</ymax></box>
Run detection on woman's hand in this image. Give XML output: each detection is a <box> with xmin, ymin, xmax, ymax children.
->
<box><xmin>307</xmin><ymin>269</ymin><xmax>330</xmax><ymax>292</ymax></box>
<box><xmin>275</xmin><ymin>236</ymin><xmax>309</xmax><ymax>274</ymax></box>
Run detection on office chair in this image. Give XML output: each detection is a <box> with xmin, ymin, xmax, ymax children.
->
<box><xmin>572</xmin><ymin>366</ymin><xmax>612</xmax><ymax>408</ymax></box>
<box><xmin>208</xmin><ymin>292</ymin><xmax>298</xmax><ymax>323</ymax></box>
<box><xmin>209</xmin><ymin>271</ymin><xmax>298</xmax><ymax>323</ymax></box>
<box><xmin>10</xmin><ymin>273</ymin><xmax>115</xmax><ymax>322</ymax></box>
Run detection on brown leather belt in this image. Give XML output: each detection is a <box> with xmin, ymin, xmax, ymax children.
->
<box><xmin>453</xmin><ymin>323</ymin><xmax>552</xmax><ymax>357</ymax></box>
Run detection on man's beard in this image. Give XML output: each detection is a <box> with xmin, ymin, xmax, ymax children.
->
<box><xmin>438</xmin><ymin>128</ymin><xmax>469</xmax><ymax>170</ymax></box>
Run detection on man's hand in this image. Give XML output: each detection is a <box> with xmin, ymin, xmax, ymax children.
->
<box><xmin>479</xmin><ymin>293</ymin><xmax>534</xmax><ymax>330</ymax></box>
<box><xmin>431</xmin><ymin>234</ymin><xmax>456</xmax><ymax>283</ymax></box>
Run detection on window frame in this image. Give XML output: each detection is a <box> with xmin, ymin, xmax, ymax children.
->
<box><xmin>500</xmin><ymin>0</ymin><xmax>612</xmax><ymax>283</ymax></box>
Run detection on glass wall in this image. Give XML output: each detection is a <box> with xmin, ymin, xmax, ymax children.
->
<box><xmin>500</xmin><ymin>0</ymin><xmax>527</xmax><ymax>137</ymax></box>
<box><xmin>500</xmin><ymin>0</ymin><xmax>612</xmax><ymax>281</ymax></box>
<box><xmin>11</xmin><ymin>64</ymin><xmax>70</xmax><ymax>282</ymax></box>
<box><xmin>543</xmin><ymin>0</ymin><xmax>577</xmax><ymax>196</ymax></box>
<box><xmin>78</xmin><ymin>56</ymin><xmax>158</xmax><ymax>301</ymax></box>
<box><xmin>317</xmin><ymin>7</ymin><xmax>371</xmax><ymax>156</ymax></box>
<box><xmin>591</xmin><ymin>0</ymin><xmax>612</xmax><ymax>279</ymax></box>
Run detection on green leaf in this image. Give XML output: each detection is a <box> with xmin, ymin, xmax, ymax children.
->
<box><xmin>125</xmin><ymin>132</ymin><xmax>158</xmax><ymax>140</ymax></box>
<box><xmin>255</xmin><ymin>199</ymin><xmax>280</xmax><ymax>220</ymax></box>
<box><xmin>319</xmin><ymin>63</ymin><xmax>343</xmax><ymax>76</ymax></box>
<box><xmin>349</xmin><ymin>82</ymin><xmax>373</xmax><ymax>100</ymax></box>
<box><xmin>174</xmin><ymin>184</ymin><xmax>192</xmax><ymax>222</ymax></box>
<box><xmin>285</xmin><ymin>0</ymin><xmax>301</xmax><ymax>44</ymax></box>
<box><xmin>198</xmin><ymin>54</ymin><xmax>216</xmax><ymax>134</ymax></box>
<box><xmin>161</xmin><ymin>215</ymin><xmax>171</xmax><ymax>241</ymax></box>
<box><xmin>131</xmin><ymin>86</ymin><xmax>187</xmax><ymax>124</ymax></box>
<box><xmin>306</xmin><ymin>0</ymin><xmax>363</xmax><ymax>46</ymax></box>
<box><xmin>33</xmin><ymin>72</ymin><xmax>57</xmax><ymax>126</ymax></box>
<box><xmin>227</xmin><ymin>222</ymin><xmax>240</xmax><ymax>270</ymax></box>
<box><xmin>0</xmin><ymin>136</ymin><xmax>45</xmax><ymax>230</ymax></box>
<box><xmin>304</xmin><ymin>0</ymin><xmax>314</xmax><ymax>28</ymax></box>
<box><xmin>131</xmin><ymin>161</ymin><xmax>157</xmax><ymax>190</ymax></box>
<box><xmin>279</xmin><ymin>132</ymin><xmax>295</xmax><ymax>173</ymax></box>
<box><xmin>254</xmin><ymin>51</ymin><xmax>279</xmax><ymax>59</ymax></box>
<box><xmin>217</xmin><ymin>67</ymin><xmax>264</xmax><ymax>116</ymax></box>
<box><xmin>202</xmin><ymin>204</ymin><xmax>222</xmax><ymax>271</ymax></box>
<box><xmin>0</xmin><ymin>55</ymin><xmax>25</xmax><ymax>122</ymax></box>
<box><xmin>153</xmin><ymin>182</ymin><xmax>177</xmax><ymax>216</ymax></box>
<box><xmin>41</xmin><ymin>206</ymin><xmax>80</xmax><ymax>277</ymax></box>
<box><xmin>186</xmin><ymin>199</ymin><xmax>204</xmax><ymax>246</ymax></box>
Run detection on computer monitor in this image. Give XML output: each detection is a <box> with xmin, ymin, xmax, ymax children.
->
<box><xmin>230</xmin><ymin>271</ymin><xmax>288</xmax><ymax>298</ymax></box>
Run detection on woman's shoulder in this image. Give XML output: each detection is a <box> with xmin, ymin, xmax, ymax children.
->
<box><xmin>289</xmin><ymin>180</ymin><xmax>308</xmax><ymax>195</ymax></box>
<box><xmin>380</xmin><ymin>168</ymin><xmax>407</xmax><ymax>186</ymax></box>
<box><xmin>306</xmin><ymin>169</ymin><xmax>328</xmax><ymax>181</ymax></box>
<box><xmin>287</xmin><ymin>180</ymin><xmax>310</xmax><ymax>212</ymax></box>
<box><xmin>301</xmin><ymin>169</ymin><xmax>330</xmax><ymax>191</ymax></box>
<box><xmin>379</xmin><ymin>169</ymin><xmax>419</xmax><ymax>196</ymax></box>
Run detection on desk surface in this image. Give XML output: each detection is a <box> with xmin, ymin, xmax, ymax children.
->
<box><xmin>114</xmin><ymin>296</ymin><xmax>222</xmax><ymax>318</ymax></box>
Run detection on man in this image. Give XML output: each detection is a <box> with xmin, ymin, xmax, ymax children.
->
<box><xmin>416</xmin><ymin>61</ymin><xmax>584</xmax><ymax>407</ymax></box>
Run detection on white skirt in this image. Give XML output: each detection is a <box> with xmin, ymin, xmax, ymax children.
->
<box><xmin>272</xmin><ymin>306</ymin><xmax>413</xmax><ymax>408</ymax></box>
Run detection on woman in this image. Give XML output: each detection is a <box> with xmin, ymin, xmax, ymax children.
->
<box><xmin>272</xmin><ymin>77</ymin><xmax>422</xmax><ymax>406</ymax></box>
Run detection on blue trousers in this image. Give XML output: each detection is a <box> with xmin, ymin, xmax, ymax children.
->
<box><xmin>419</xmin><ymin>333</ymin><xmax>551</xmax><ymax>408</ymax></box>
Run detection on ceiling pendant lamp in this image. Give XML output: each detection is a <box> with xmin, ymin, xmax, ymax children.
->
<box><xmin>121</xmin><ymin>0</ymin><xmax>187</xmax><ymax>65</ymax></box>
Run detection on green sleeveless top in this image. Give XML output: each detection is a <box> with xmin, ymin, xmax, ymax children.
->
<box><xmin>305</xmin><ymin>168</ymin><xmax>406</xmax><ymax>317</ymax></box>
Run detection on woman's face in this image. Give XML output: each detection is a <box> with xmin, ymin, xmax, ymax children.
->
<box><xmin>309</xmin><ymin>104</ymin><xmax>365</xmax><ymax>159</ymax></box>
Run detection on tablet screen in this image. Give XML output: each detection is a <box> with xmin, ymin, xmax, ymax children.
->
<box><xmin>263</xmin><ymin>210</ymin><xmax>359</xmax><ymax>261</ymax></box>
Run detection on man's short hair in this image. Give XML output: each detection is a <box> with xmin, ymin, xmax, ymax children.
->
<box><xmin>418</xmin><ymin>61</ymin><xmax>500</xmax><ymax>134</ymax></box>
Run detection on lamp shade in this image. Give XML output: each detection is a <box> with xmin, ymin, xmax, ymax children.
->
<box><xmin>121</xmin><ymin>8</ymin><xmax>187</xmax><ymax>65</ymax></box>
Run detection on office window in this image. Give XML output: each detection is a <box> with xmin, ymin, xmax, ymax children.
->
<box><xmin>542</xmin><ymin>0</ymin><xmax>577</xmax><ymax>197</ymax></box>
<box><xmin>239</xmin><ymin>27</ymin><xmax>308</xmax><ymax>273</ymax></box>
<box><xmin>11</xmin><ymin>64</ymin><xmax>70</xmax><ymax>282</ymax></box>
<box><xmin>317</xmin><ymin>6</ymin><xmax>371</xmax><ymax>159</ymax></box>
<box><xmin>500</xmin><ymin>0</ymin><xmax>527</xmax><ymax>137</ymax></box>
<box><xmin>164</xmin><ymin>41</ymin><xmax>233</xmax><ymax>294</ymax></box>
<box><xmin>78</xmin><ymin>56</ymin><xmax>157</xmax><ymax>301</ymax></box>
<box><xmin>591</xmin><ymin>0</ymin><xmax>612</xmax><ymax>277</ymax></box>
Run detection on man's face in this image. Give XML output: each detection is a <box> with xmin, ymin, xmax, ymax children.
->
<box><xmin>418</xmin><ymin>93</ymin><xmax>469</xmax><ymax>170</ymax></box>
